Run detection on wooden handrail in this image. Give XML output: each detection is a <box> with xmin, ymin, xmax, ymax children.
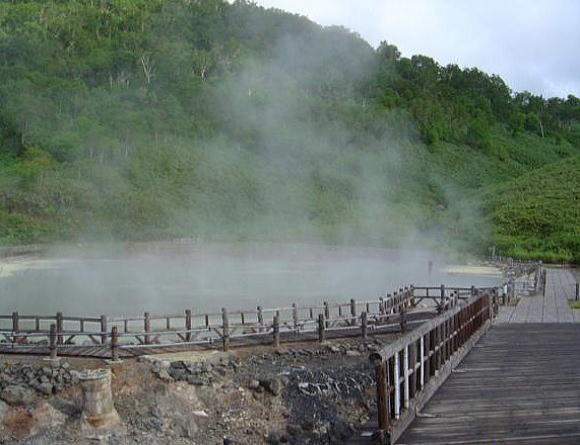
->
<box><xmin>370</xmin><ymin>292</ymin><xmax>492</xmax><ymax>444</ymax></box>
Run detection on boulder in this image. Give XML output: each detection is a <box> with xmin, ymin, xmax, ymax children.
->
<box><xmin>31</xmin><ymin>401</ymin><xmax>67</xmax><ymax>431</ymax></box>
<box><xmin>168</xmin><ymin>368</ymin><xmax>188</xmax><ymax>381</ymax></box>
<box><xmin>286</xmin><ymin>424</ymin><xmax>303</xmax><ymax>436</ymax></box>
<box><xmin>36</xmin><ymin>383</ymin><xmax>54</xmax><ymax>396</ymax></box>
<box><xmin>0</xmin><ymin>399</ymin><xmax>9</xmax><ymax>418</ymax></box>
<box><xmin>1</xmin><ymin>385</ymin><xmax>36</xmax><ymax>406</ymax></box>
<box><xmin>172</xmin><ymin>412</ymin><xmax>198</xmax><ymax>439</ymax></box>
<box><xmin>260</xmin><ymin>378</ymin><xmax>284</xmax><ymax>396</ymax></box>
<box><xmin>247</xmin><ymin>379</ymin><xmax>260</xmax><ymax>390</ymax></box>
<box><xmin>170</xmin><ymin>360</ymin><xmax>188</xmax><ymax>369</ymax></box>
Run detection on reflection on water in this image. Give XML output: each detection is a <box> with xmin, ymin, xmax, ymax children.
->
<box><xmin>0</xmin><ymin>243</ymin><xmax>500</xmax><ymax>316</ymax></box>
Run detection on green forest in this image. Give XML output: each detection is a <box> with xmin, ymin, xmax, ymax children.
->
<box><xmin>0</xmin><ymin>0</ymin><xmax>579</xmax><ymax>261</ymax></box>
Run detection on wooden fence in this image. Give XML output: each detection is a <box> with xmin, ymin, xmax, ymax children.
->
<box><xmin>0</xmin><ymin>258</ymin><xmax>541</xmax><ymax>359</ymax></box>
<box><xmin>0</xmin><ymin>285</ymin><xmax>477</xmax><ymax>358</ymax></box>
<box><xmin>497</xmin><ymin>260</ymin><xmax>543</xmax><ymax>305</ymax></box>
<box><xmin>369</xmin><ymin>291</ymin><xmax>493</xmax><ymax>444</ymax></box>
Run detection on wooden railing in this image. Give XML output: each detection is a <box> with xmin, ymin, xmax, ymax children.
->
<box><xmin>0</xmin><ymin>285</ymin><xmax>478</xmax><ymax>358</ymax></box>
<box><xmin>369</xmin><ymin>291</ymin><xmax>492</xmax><ymax>444</ymax></box>
<box><xmin>496</xmin><ymin>260</ymin><xmax>543</xmax><ymax>305</ymax></box>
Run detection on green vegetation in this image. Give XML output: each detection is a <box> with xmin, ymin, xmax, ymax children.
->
<box><xmin>0</xmin><ymin>0</ymin><xmax>578</xmax><ymax>261</ymax></box>
<box><xmin>481</xmin><ymin>156</ymin><xmax>580</xmax><ymax>263</ymax></box>
<box><xmin>569</xmin><ymin>300</ymin><xmax>580</xmax><ymax>310</ymax></box>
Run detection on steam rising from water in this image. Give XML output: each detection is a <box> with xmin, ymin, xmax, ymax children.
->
<box><xmin>0</xmin><ymin>243</ymin><xmax>499</xmax><ymax>316</ymax></box>
<box><xmin>0</xmin><ymin>5</ymin><xmax>493</xmax><ymax>316</ymax></box>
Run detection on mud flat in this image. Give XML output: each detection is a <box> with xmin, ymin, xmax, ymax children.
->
<box><xmin>445</xmin><ymin>264</ymin><xmax>503</xmax><ymax>277</ymax></box>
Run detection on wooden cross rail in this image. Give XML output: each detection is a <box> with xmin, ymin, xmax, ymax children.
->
<box><xmin>0</xmin><ymin>283</ymin><xmax>500</xmax><ymax>359</ymax></box>
<box><xmin>369</xmin><ymin>292</ymin><xmax>493</xmax><ymax>445</ymax></box>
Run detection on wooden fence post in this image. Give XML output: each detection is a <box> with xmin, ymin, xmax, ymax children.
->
<box><xmin>49</xmin><ymin>323</ymin><xmax>58</xmax><ymax>360</ymax></box>
<box><xmin>257</xmin><ymin>306</ymin><xmax>264</xmax><ymax>332</ymax></box>
<box><xmin>324</xmin><ymin>301</ymin><xmax>330</xmax><ymax>328</ymax></box>
<box><xmin>272</xmin><ymin>314</ymin><xmax>280</xmax><ymax>348</ymax></box>
<box><xmin>292</xmin><ymin>303</ymin><xmax>299</xmax><ymax>331</ymax></box>
<box><xmin>575</xmin><ymin>283</ymin><xmax>579</xmax><ymax>301</ymax></box>
<box><xmin>403</xmin><ymin>346</ymin><xmax>410</xmax><ymax>409</ymax></box>
<box><xmin>12</xmin><ymin>312</ymin><xmax>19</xmax><ymax>334</ymax></box>
<box><xmin>350</xmin><ymin>298</ymin><xmax>357</xmax><ymax>326</ymax></box>
<box><xmin>222</xmin><ymin>307</ymin><xmax>229</xmax><ymax>352</ymax></box>
<box><xmin>318</xmin><ymin>314</ymin><xmax>325</xmax><ymax>343</ymax></box>
<box><xmin>111</xmin><ymin>326</ymin><xmax>119</xmax><ymax>361</ymax></box>
<box><xmin>542</xmin><ymin>270</ymin><xmax>547</xmax><ymax>296</ymax></box>
<box><xmin>56</xmin><ymin>312</ymin><xmax>63</xmax><ymax>345</ymax></box>
<box><xmin>409</xmin><ymin>341</ymin><xmax>417</xmax><ymax>399</ymax></box>
<box><xmin>435</xmin><ymin>325</ymin><xmax>442</xmax><ymax>372</ymax></box>
<box><xmin>400</xmin><ymin>306</ymin><xmax>407</xmax><ymax>333</ymax></box>
<box><xmin>439</xmin><ymin>285</ymin><xmax>445</xmax><ymax>314</ymax></box>
<box><xmin>144</xmin><ymin>312</ymin><xmax>151</xmax><ymax>345</ymax></box>
<box><xmin>375</xmin><ymin>360</ymin><xmax>390</xmax><ymax>438</ymax></box>
<box><xmin>100</xmin><ymin>315</ymin><xmax>108</xmax><ymax>345</ymax></box>
<box><xmin>509</xmin><ymin>278</ymin><xmax>515</xmax><ymax>304</ymax></box>
<box><xmin>185</xmin><ymin>309</ymin><xmax>192</xmax><ymax>342</ymax></box>
<box><xmin>421</xmin><ymin>335</ymin><xmax>427</xmax><ymax>387</ymax></box>
<box><xmin>361</xmin><ymin>312</ymin><xmax>368</xmax><ymax>340</ymax></box>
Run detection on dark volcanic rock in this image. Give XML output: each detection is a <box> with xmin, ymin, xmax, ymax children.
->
<box><xmin>261</xmin><ymin>377</ymin><xmax>284</xmax><ymax>396</ymax></box>
<box><xmin>36</xmin><ymin>383</ymin><xmax>54</xmax><ymax>396</ymax></box>
<box><xmin>1</xmin><ymin>384</ymin><xmax>36</xmax><ymax>406</ymax></box>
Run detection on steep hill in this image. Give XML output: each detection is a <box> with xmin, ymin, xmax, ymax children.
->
<box><xmin>0</xmin><ymin>0</ymin><xmax>578</xmax><ymax>260</ymax></box>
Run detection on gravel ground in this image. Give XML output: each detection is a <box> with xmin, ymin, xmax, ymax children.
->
<box><xmin>0</xmin><ymin>333</ymin><xmax>400</xmax><ymax>445</ymax></box>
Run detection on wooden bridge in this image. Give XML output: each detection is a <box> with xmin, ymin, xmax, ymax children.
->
<box><xmin>354</xmin><ymin>267</ymin><xmax>580</xmax><ymax>444</ymax></box>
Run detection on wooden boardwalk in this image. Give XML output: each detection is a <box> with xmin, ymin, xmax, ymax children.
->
<box><xmin>496</xmin><ymin>268</ymin><xmax>578</xmax><ymax>323</ymax></box>
<box><xmin>396</xmin><ymin>268</ymin><xmax>580</xmax><ymax>444</ymax></box>
<box><xmin>397</xmin><ymin>323</ymin><xmax>580</xmax><ymax>444</ymax></box>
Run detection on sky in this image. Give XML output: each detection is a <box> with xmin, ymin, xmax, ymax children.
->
<box><xmin>254</xmin><ymin>0</ymin><xmax>580</xmax><ymax>98</ymax></box>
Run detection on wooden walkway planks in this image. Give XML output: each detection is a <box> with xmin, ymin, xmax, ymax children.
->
<box><xmin>496</xmin><ymin>268</ymin><xmax>579</xmax><ymax>323</ymax></box>
<box><xmin>397</xmin><ymin>323</ymin><xmax>580</xmax><ymax>444</ymax></box>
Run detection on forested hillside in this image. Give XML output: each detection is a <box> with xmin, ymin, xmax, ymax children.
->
<box><xmin>0</xmin><ymin>0</ymin><xmax>578</xmax><ymax>260</ymax></box>
<box><xmin>481</xmin><ymin>156</ymin><xmax>580</xmax><ymax>263</ymax></box>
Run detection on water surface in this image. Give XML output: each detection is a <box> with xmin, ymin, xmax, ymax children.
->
<box><xmin>0</xmin><ymin>242</ymin><xmax>500</xmax><ymax>317</ymax></box>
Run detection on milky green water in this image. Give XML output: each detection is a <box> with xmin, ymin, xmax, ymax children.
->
<box><xmin>0</xmin><ymin>242</ymin><xmax>500</xmax><ymax>317</ymax></box>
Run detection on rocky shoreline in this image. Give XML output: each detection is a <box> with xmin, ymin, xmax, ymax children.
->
<box><xmin>0</xmin><ymin>334</ymin><xmax>397</xmax><ymax>444</ymax></box>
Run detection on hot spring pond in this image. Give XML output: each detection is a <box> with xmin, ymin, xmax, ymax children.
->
<box><xmin>0</xmin><ymin>242</ymin><xmax>501</xmax><ymax>317</ymax></box>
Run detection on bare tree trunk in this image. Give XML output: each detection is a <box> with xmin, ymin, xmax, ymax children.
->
<box><xmin>140</xmin><ymin>54</ymin><xmax>154</xmax><ymax>84</ymax></box>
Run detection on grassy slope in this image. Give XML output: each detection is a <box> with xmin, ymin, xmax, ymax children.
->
<box><xmin>1</xmin><ymin>125</ymin><xmax>578</xmax><ymax>257</ymax></box>
<box><xmin>479</xmin><ymin>155</ymin><xmax>580</xmax><ymax>262</ymax></box>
